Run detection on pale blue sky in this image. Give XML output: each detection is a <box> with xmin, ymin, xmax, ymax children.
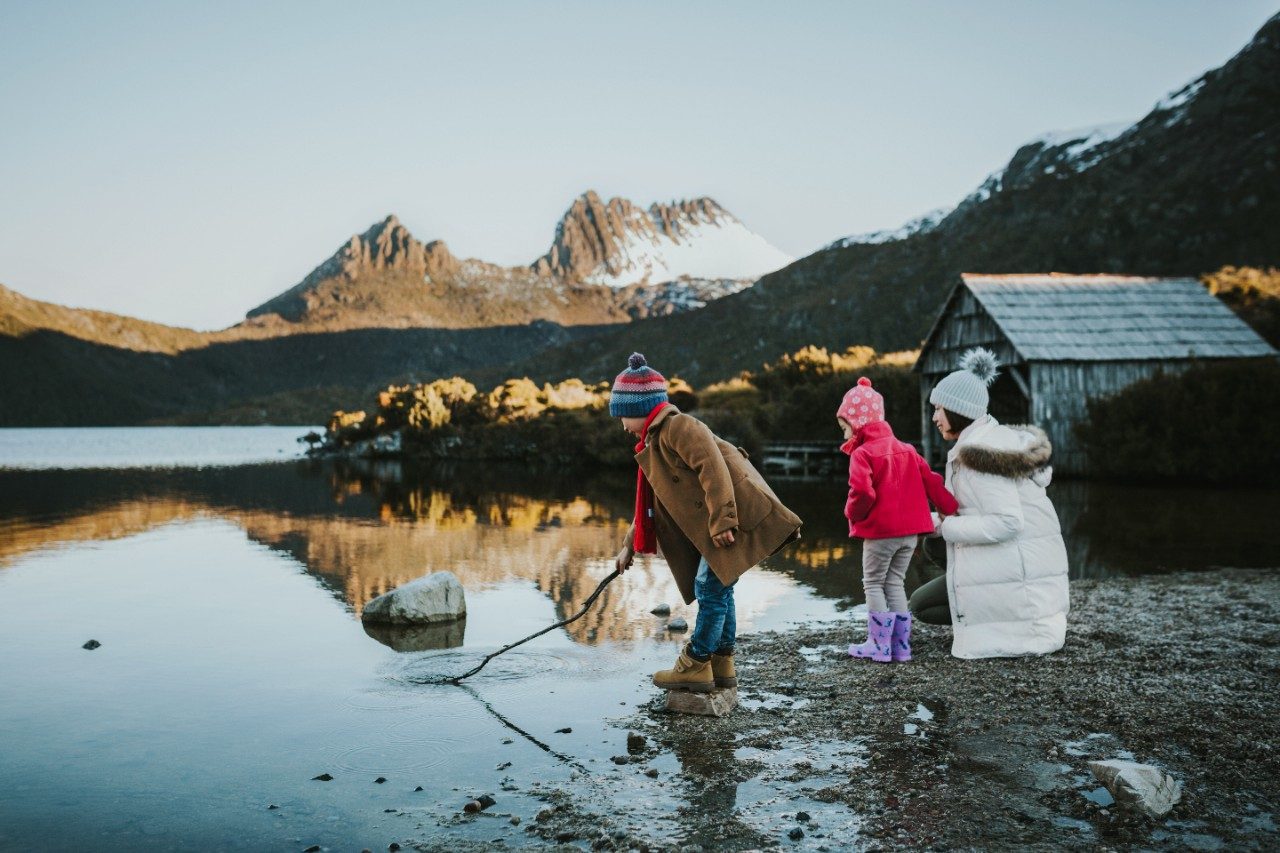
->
<box><xmin>1</xmin><ymin>1</ymin><xmax>1274</xmax><ymax>330</ymax></box>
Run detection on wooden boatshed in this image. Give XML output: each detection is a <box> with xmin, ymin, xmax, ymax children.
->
<box><xmin>915</xmin><ymin>274</ymin><xmax>1278</xmax><ymax>476</ymax></box>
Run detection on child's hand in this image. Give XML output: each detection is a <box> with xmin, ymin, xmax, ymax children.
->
<box><xmin>712</xmin><ymin>529</ymin><xmax>736</xmax><ymax>548</ymax></box>
<box><xmin>615</xmin><ymin>545</ymin><xmax>635</xmax><ymax>573</ymax></box>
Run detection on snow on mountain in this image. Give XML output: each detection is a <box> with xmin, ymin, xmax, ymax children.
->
<box><xmin>533</xmin><ymin>192</ymin><xmax>793</xmax><ymax>289</ymax></box>
<box><xmin>1029</xmin><ymin>122</ymin><xmax>1132</xmax><ymax>163</ymax></box>
<box><xmin>584</xmin><ymin>208</ymin><xmax>794</xmax><ymax>288</ymax></box>
<box><xmin>825</xmin><ymin>207</ymin><xmax>951</xmax><ymax>250</ymax></box>
<box><xmin>1154</xmin><ymin>77</ymin><xmax>1207</xmax><ymax>124</ymax></box>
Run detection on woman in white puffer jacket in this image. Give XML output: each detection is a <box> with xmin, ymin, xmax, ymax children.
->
<box><xmin>909</xmin><ymin>349</ymin><xmax>1070</xmax><ymax>659</ymax></box>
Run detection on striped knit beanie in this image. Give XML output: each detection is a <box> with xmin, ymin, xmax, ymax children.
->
<box><xmin>929</xmin><ymin>347</ymin><xmax>999</xmax><ymax>420</ymax></box>
<box><xmin>609</xmin><ymin>353</ymin><xmax>668</xmax><ymax>417</ymax></box>
<box><xmin>837</xmin><ymin>377</ymin><xmax>885</xmax><ymax>431</ymax></box>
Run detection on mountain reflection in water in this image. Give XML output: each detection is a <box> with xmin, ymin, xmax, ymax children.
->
<box><xmin>1</xmin><ymin>460</ymin><xmax>1276</xmax><ymax>648</ymax></box>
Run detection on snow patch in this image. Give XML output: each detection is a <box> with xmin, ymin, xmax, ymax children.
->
<box><xmin>1029</xmin><ymin>122</ymin><xmax>1132</xmax><ymax>165</ymax></box>
<box><xmin>825</xmin><ymin>207</ymin><xmax>950</xmax><ymax>250</ymax></box>
<box><xmin>1155</xmin><ymin>78</ymin><xmax>1206</xmax><ymax>114</ymax></box>
<box><xmin>584</xmin><ymin>209</ymin><xmax>793</xmax><ymax>289</ymax></box>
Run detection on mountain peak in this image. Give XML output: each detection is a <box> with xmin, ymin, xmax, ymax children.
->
<box><xmin>532</xmin><ymin>191</ymin><xmax>791</xmax><ymax>286</ymax></box>
<box><xmin>246</xmin><ymin>215</ymin><xmax>459</xmax><ymax>322</ymax></box>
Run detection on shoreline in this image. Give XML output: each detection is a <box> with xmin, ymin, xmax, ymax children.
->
<box><xmin>458</xmin><ymin>568</ymin><xmax>1280</xmax><ymax>851</ymax></box>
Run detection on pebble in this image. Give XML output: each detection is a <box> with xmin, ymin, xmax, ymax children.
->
<box><xmin>510</xmin><ymin>816</ymin><xmax>521</xmax><ymax>826</ymax></box>
<box><xmin>389</xmin><ymin>845</ymin><xmax>401</xmax><ymax>852</ymax></box>
<box><xmin>414</xmin><ymin>786</ymin><xmax>423</xmax><ymax>792</ymax></box>
<box><xmin>667</xmin><ymin>618</ymin><xmax>689</xmax><ymax>632</ymax></box>
<box><xmin>267</xmin><ymin>804</ymin><xmax>279</xmax><ymax>810</ymax></box>
<box><xmin>311</xmin><ymin>773</ymin><xmax>333</xmax><ymax>782</ymax></box>
<box><xmin>536</xmin><ymin>808</ymin><xmax>554</xmax><ymax>822</ymax></box>
<box><xmin>502</xmin><ymin>738</ymin><xmax>513</xmax><ymax>744</ymax></box>
<box><xmin>555</xmin><ymin>727</ymin><xmax>572</xmax><ymax>734</ymax></box>
<box><xmin>81</xmin><ymin>639</ymin><xmax>101</xmax><ymax>650</ymax></box>
<box><xmin>789</xmin><ymin>827</ymin><xmax>805</xmax><ymax>840</ymax></box>
<box><xmin>627</xmin><ymin>732</ymin><xmax>647</xmax><ymax>753</ymax></box>
<box><xmin>304</xmin><ymin>847</ymin><xmax>320</xmax><ymax>853</ymax></box>
<box><xmin>463</xmin><ymin>794</ymin><xmax>497</xmax><ymax>813</ymax></box>
<box><xmin>374</xmin><ymin>777</ymin><xmax>386</xmax><ymax>784</ymax></box>
<box><xmin>645</xmin><ymin>768</ymin><xmax>659</xmax><ymax>778</ymax></box>
<box><xmin>496</xmin><ymin>761</ymin><xmax>512</xmax><ymax>771</ymax></box>
<box><xmin>651</xmin><ymin>603</ymin><xmax>672</xmax><ymax>616</ymax></box>
<box><xmin>796</xmin><ymin>811</ymin><xmax>811</xmax><ymax>822</ymax></box>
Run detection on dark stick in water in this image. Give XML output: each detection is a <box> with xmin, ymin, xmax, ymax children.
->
<box><xmin>443</xmin><ymin>568</ymin><xmax>622</xmax><ymax>683</ymax></box>
<box><xmin>456</xmin><ymin>683</ymin><xmax>589</xmax><ymax>772</ymax></box>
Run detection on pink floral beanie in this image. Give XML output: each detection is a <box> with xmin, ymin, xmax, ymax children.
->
<box><xmin>836</xmin><ymin>377</ymin><xmax>885</xmax><ymax>431</ymax></box>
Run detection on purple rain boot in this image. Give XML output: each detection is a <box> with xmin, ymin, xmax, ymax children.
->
<box><xmin>849</xmin><ymin>611</ymin><xmax>894</xmax><ymax>662</ymax></box>
<box><xmin>890</xmin><ymin>612</ymin><xmax>912</xmax><ymax>662</ymax></box>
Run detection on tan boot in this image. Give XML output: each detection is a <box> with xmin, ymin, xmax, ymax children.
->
<box><xmin>652</xmin><ymin>644</ymin><xmax>714</xmax><ymax>692</ymax></box>
<box><xmin>710</xmin><ymin>651</ymin><xmax>737</xmax><ymax>688</ymax></box>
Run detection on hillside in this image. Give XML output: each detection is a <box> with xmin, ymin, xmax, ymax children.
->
<box><xmin>3</xmin><ymin>15</ymin><xmax>1277</xmax><ymax>424</ymax></box>
<box><xmin>242</xmin><ymin>195</ymin><xmax>791</xmax><ymax>332</ymax></box>
<box><xmin>520</xmin><ymin>13</ymin><xmax>1280</xmax><ymax>385</ymax></box>
<box><xmin>0</xmin><ymin>193</ymin><xmax>783</xmax><ymax>425</ymax></box>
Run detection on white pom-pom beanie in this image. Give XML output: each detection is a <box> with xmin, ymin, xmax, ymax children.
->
<box><xmin>929</xmin><ymin>347</ymin><xmax>1000</xmax><ymax>420</ymax></box>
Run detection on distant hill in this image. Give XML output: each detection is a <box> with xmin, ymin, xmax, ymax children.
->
<box><xmin>0</xmin><ymin>193</ymin><xmax>787</xmax><ymax>425</ymax></box>
<box><xmin>519</xmin><ymin>12</ymin><xmax>1280</xmax><ymax>385</ymax></box>
<box><xmin>3</xmin><ymin>14</ymin><xmax>1277</xmax><ymax>424</ymax></box>
<box><xmin>242</xmin><ymin>193</ymin><xmax>792</xmax><ymax>332</ymax></box>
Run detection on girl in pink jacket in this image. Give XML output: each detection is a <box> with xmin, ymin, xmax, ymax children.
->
<box><xmin>838</xmin><ymin>378</ymin><xmax>957</xmax><ymax>662</ymax></box>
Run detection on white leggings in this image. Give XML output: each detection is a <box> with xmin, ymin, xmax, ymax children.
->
<box><xmin>861</xmin><ymin>535</ymin><xmax>917</xmax><ymax>612</ymax></box>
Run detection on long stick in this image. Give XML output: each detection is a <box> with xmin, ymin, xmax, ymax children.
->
<box><xmin>444</xmin><ymin>568</ymin><xmax>622</xmax><ymax>683</ymax></box>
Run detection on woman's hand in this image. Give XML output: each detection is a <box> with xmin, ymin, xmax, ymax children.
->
<box><xmin>615</xmin><ymin>544</ymin><xmax>635</xmax><ymax>573</ymax></box>
<box><xmin>712</xmin><ymin>529</ymin><xmax>736</xmax><ymax>548</ymax></box>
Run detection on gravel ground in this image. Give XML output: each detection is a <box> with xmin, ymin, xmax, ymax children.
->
<box><xmin>472</xmin><ymin>569</ymin><xmax>1280</xmax><ymax>851</ymax></box>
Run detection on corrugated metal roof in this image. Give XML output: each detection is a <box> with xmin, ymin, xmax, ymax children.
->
<box><xmin>960</xmin><ymin>274</ymin><xmax>1277</xmax><ymax>361</ymax></box>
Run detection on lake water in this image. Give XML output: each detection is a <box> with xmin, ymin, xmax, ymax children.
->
<box><xmin>0</xmin><ymin>428</ymin><xmax>1277</xmax><ymax>850</ymax></box>
<box><xmin>0</xmin><ymin>426</ymin><xmax>312</xmax><ymax>470</ymax></box>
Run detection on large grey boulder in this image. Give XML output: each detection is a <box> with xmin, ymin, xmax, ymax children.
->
<box><xmin>1088</xmin><ymin>759</ymin><xmax>1182</xmax><ymax>817</ymax></box>
<box><xmin>362</xmin><ymin>571</ymin><xmax>466</xmax><ymax>624</ymax></box>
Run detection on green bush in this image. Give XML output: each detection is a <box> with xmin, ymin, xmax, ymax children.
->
<box><xmin>1078</xmin><ymin>359</ymin><xmax>1280</xmax><ymax>485</ymax></box>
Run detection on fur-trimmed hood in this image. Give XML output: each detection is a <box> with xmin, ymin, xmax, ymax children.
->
<box><xmin>955</xmin><ymin>424</ymin><xmax>1052</xmax><ymax>479</ymax></box>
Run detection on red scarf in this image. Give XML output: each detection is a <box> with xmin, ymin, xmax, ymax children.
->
<box><xmin>633</xmin><ymin>403</ymin><xmax>671</xmax><ymax>554</ymax></box>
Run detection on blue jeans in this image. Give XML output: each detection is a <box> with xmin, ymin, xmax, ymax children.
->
<box><xmin>689</xmin><ymin>556</ymin><xmax>736</xmax><ymax>659</ymax></box>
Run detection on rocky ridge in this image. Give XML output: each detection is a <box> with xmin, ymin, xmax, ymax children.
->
<box><xmin>532</xmin><ymin>192</ymin><xmax>792</xmax><ymax>287</ymax></box>
<box><xmin>523</xmin><ymin>12</ymin><xmax>1280</xmax><ymax>386</ymax></box>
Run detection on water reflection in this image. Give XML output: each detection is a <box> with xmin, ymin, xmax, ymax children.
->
<box><xmin>362</xmin><ymin>619</ymin><xmax>466</xmax><ymax>652</ymax></box>
<box><xmin>1</xmin><ymin>462</ymin><xmax>1276</xmax><ymax>651</ymax></box>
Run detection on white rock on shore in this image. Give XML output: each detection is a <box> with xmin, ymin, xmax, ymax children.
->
<box><xmin>362</xmin><ymin>571</ymin><xmax>467</xmax><ymax>624</ymax></box>
<box><xmin>1088</xmin><ymin>759</ymin><xmax>1183</xmax><ymax>817</ymax></box>
<box><xmin>665</xmin><ymin>687</ymin><xmax>738</xmax><ymax>717</ymax></box>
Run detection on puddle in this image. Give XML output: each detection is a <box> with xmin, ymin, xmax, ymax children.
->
<box><xmin>740</xmin><ymin>691</ymin><xmax>813</xmax><ymax>712</ymax></box>
<box><xmin>797</xmin><ymin>646</ymin><xmax>826</xmax><ymax>664</ymax></box>
<box><xmin>1052</xmin><ymin>815</ymin><xmax>1095</xmax><ymax>834</ymax></box>
<box><xmin>1241</xmin><ymin>804</ymin><xmax>1277</xmax><ymax>834</ymax></box>
<box><xmin>1081</xmin><ymin>786</ymin><xmax>1115</xmax><ymax>806</ymax></box>
<box><xmin>908</xmin><ymin>702</ymin><xmax>934</xmax><ymax>723</ymax></box>
<box><xmin>1061</xmin><ymin>732</ymin><xmax>1118</xmax><ymax>757</ymax></box>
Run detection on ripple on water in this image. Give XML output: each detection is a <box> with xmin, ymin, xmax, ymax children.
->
<box><xmin>329</xmin><ymin>738</ymin><xmax>456</xmax><ymax>774</ymax></box>
<box><xmin>386</xmin><ymin>645</ymin><xmax>631</xmax><ymax>690</ymax></box>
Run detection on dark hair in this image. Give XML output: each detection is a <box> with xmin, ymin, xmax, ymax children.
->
<box><xmin>944</xmin><ymin>409</ymin><xmax>975</xmax><ymax>436</ymax></box>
